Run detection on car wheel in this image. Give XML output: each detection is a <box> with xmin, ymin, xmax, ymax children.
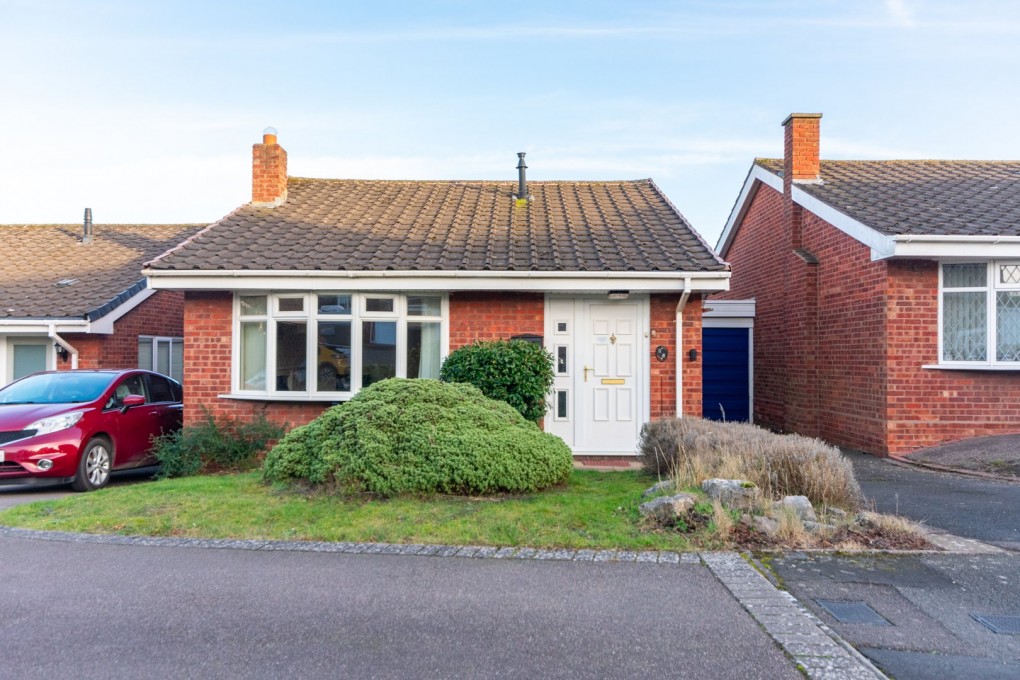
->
<box><xmin>318</xmin><ymin>363</ymin><xmax>338</xmax><ymax>390</ymax></box>
<box><xmin>71</xmin><ymin>437</ymin><xmax>112</xmax><ymax>492</ymax></box>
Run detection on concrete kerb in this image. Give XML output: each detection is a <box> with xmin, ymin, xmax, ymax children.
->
<box><xmin>701</xmin><ymin>552</ymin><xmax>888</xmax><ymax>680</ymax></box>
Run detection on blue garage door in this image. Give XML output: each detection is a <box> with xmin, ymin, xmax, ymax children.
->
<box><xmin>702</xmin><ymin>327</ymin><xmax>750</xmax><ymax>422</ymax></box>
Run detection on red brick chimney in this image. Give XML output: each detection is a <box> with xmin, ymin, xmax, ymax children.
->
<box><xmin>252</xmin><ymin>127</ymin><xmax>287</xmax><ymax>206</ymax></box>
<box><xmin>782</xmin><ymin>113</ymin><xmax>822</xmax><ymax>183</ymax></box>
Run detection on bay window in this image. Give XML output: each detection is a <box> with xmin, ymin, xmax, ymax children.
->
<box><xmin>940</xmin><ymin>262</ymin><xmax>1020</xmax><ymax>367</ymax></box>
<box><xmin>235</xmin><ymin>292</ymin><xmax>446</xmax><ymax>398</ymax></box>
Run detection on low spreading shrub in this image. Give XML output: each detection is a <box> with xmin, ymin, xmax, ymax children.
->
<box><xmin>262</xmin><ymin>378</ymin><xmax>573</xmax><ymax>496</ymax></box>
<box><xmin>439</xmin><ymin>339</ymin><xmax>554</xmax><ymax>421</ymax></box>
<box><xmin>153</xmin><ymin>410</ymin><xmax>285</xmax><ymax>479</ymax></box>
<box><xmin>637</xmin><ymin>417</ymin><xmax>864</xmax><ymax>510</ymax></box>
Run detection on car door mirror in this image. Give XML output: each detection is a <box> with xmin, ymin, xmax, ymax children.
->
<box><xmin>121</xmin><ymin>394</ymin><xmax>146</xmax><ymax>412</ymax></box>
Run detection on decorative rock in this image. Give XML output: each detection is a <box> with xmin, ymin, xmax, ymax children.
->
<box><xmin>701</xmin><ymin>478</ymin><xmax>760</xmax><ymax>509</ymax></box>
<box><xmin>804</xmin><ymin>521</ymin><xmax>837</xmax><ymax>533</ymax></box>
<box><xmin>824</xmin><ymin>507</ymin><xmax>848</xmax><ymax>520</ymax></box>
<box><xmin>752</xmin><ymin>516</ymin><xmax>780</xmax><ymax>535</ymax></box>
<box><xmin>639</xmin><ymin>493</ymin><xmax>697</xmax><ymax>525</ymax></box>
<box><xmin>641</xmin><ymin>480</ymin><xmax>677</xmax><ymax>498</ymax></box>
<box><xmin>777</xmin><ymin>496</ymin><xmax>817</xmax><ymax>522</ymax></box>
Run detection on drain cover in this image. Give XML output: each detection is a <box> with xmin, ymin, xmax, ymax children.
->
<box><xmin>971</xmin><ymin>614</ymin><xmax>1020</xmax><ymax>635</ymax></box>
<box><xmin>815</xmin><ymin>600</ymin><xmax>891</xmax><ymax>626</ymax></box>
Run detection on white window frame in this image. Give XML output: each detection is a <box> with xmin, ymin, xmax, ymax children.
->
<box><xmin>138</xmin><ymin>336</ymin><xmax>185</xmax><ymax>382</ymax></box>
<box><xmin>935</xmin><ymin>260</ymin><xmax>1020</xmax><ymax>370</ymax></box>
<box><xmin>230</xmin><ymin>292</ymin><xmax>449</xmax><ymax>401</ymax></box>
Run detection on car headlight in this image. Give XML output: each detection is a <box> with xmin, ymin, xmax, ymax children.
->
<box><xmin>27</xmin><ymin>411</ymin><xmax>86</xmax><ymax>436</ymax></box>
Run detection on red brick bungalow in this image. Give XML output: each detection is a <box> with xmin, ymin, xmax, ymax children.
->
<box><xmin>144</xmin><ymin>130</ymin><xmax>730</xmax><ymax>460</ymax></box>
<box><xmin>717</xmin><ymin>112</ymin><xmax>1020</xmax><ymax>456</ymax></box>
<box><xmin>0</xmin><ymin>219</ymin><xmax>203</xmax><ymax>387</ymax></box>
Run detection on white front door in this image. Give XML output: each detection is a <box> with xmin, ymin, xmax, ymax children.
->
<box><xmin>545</xmin><ymin>298</ymin><xmax>647</xmax><ymax>456</ymax></box>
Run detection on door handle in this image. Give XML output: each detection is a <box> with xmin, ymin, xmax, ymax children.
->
<box><xmin>583</xmin><ymin>365</ymin><xmax>593</xmax><ymax>382</ymax></box>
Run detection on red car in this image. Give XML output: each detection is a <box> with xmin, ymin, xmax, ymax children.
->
<box><xmin>0</xmin><ymin>370</ymin><xmax>183</xmax><ymax>491</ymax></box>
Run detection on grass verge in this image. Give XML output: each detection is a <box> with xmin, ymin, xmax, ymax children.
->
<box><xmin>0</xmin><ymin>470</ymin><xmax>712</xmax><ymax>551</ymax></box>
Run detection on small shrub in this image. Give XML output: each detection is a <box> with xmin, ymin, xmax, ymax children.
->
<box><xmin>263</xmin><ymin>378</ymin><xmax>573</xmax><ymax>496</ymax></box>
<box><xmin>154</xmin><ymin>410</ymin><xmax>285</xmax><ymax>479</ymax></box>
<box><xmin>439</xmin><ymin>339</ymin><xmax>554</xmax><ymax>421</ymax></box>
<box><xmin>637</xmin><ymin>417</ymin><xmax>864</xmax><ymax>510</ymax></box>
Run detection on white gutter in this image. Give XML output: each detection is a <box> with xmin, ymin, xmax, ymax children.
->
<box><xmin>676</xmin><ymin>278</ymin><xmax>692</xmax><ymax>417</ymax></box>
<box><xmin>48</xmin><ymin>324</ymin><xmax>79</xmax><ymax>370</ymax></box>
<box><xmin>145</xmin><ymin>269</ymin><xmax>731</xmax><ymax>293</ymax></box>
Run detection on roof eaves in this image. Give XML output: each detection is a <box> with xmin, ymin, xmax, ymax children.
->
<box><xmin>717</xmin><ymin>163</ymin><xmax>784</xmax><ymax>257</ymax></box>
<box><xmin>84</xmin><ymin>278</ymin><xmax>147</xmax><ymax>321</ymax></box>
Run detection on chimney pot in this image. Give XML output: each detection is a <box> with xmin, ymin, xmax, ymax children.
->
<box><xmin>262</xmin><ymin>126</ymin><xmax>278</xmax><ymax>145</ymax></box>
<box><xmin>782</xmin><ymin>113</ymin><xmax>822</xmax><ymax>182</ymax></box>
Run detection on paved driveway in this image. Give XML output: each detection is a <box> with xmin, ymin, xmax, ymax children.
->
<box><xmin>846</xmin><ymin>450</ymin><xmax>1020</xmax><ymax>551</ymax></box>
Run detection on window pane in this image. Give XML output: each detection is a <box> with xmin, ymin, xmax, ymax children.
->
<box><xmin>943</xmin><ymin>291</ymin><xmax>987</xmax><ymax>361</ymax></box>
<box><xmin>156</xmin><ymin>340</ymin><xmax>170</xmax><ymax>376</ymax></box>
<box><xmin>12</xmin><ymin>345</ymin><xmax>47</xmax><ymax>380</ymax></box>
<box><xmin>997</xmin><ymin>291</ymin><xmax>1020</xmax><ymax>361</ymax></box>
<box><xmin>240</xmin><ymin>295</ymin><xmax>267</xmax><ymax>316</ymax></box>
<box><xmin>276</xmin><ymin>321</ymin><xmax>307</xmax><ymax>391</ymax></box>
<box><xmin>240</xmin><ymin>321</ymin><xmax>267</xmax><ymax>390</ymax></box>
<box><xmin>1000</xmin><ymin>264</ymin><xmax>1020</xmax><ymax>286</ymax></box>
<box><xmin>278</xmin><ymin>297</ymin><xmax>304</xmax><ymax>313</ymax></box>
<box><xmin>317</xmin><ymin>322</ymin><xmax>352</xmax><ymax>391</ymax></box>
<box><xmin>556</xmin><ymin>346</ymin><xmax>568</xmax><ymax>374</ymax></box>
<box><xmin>556</xmin><ymin>390</ymin><xmax>568</xmax><ymax>419</ymax></box>
<box><xmin>407</xmin><ymin>321</ymin><xmax>441</xmax><ymax>379</ymax></box>
<box><xmin>317</xmin><ymin>294</ymin><xmax>352</xmax><ymax>315</ymax></box>
<box><xmin>943</xmin><ymin>263</ymin><xmax>986</xmax><ymax>288</ymax></box>
<box><xmin>138</xmin><ymin>338</ymin><xmax>153</xmax><ymax>370</ymax></box>
<box><xmin>362</xmin><ymin>321</ymin><xmax>396</xmax><ymax>387</ymax></box>
<box><xmin>171</xmin><ymin>340</ymin><xmax>184</xmax><ymax>383</ymax></box>
<box><xmin>148</xmin><ymin>375</ymin><xmax>174</xmax><ymax>403</ymax></box>
<box><xmin>366</xmin><ymin>297</ymin><xmax>395</xmax><ymax>313</ymax></box>
<box><xmin>407</xmin><ymin>296</ymin><xmax>441</xmax><ymax>316</ymax></box>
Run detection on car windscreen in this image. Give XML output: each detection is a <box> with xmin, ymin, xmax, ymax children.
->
<box><xmin>0</xmin><ymin>372</ymin><xmax>117</xmax><ymax>405</ymax></box>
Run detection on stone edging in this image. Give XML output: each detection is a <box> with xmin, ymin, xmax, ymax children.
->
<box><xmin>701</xmin><ymin>552</ymin><xmax>887</xmax><ymax>680</ymax></box>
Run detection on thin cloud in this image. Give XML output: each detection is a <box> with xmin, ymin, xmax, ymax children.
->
<box><xmin>885</xmin><ymin>0</ymin><xmax>916</xmax><ymax>27</ymax></box>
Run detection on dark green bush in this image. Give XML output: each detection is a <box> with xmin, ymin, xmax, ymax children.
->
<box><xmin>439</xmin><ymin>339</ymin><xmax>554</xmax><ymax>421</ymax></box>
<box><xmin>153</xmin><ymin>410</ymin><xmax>285</xmax><ymax>479</ymax></box>
<box><xmin>262</xmin><ymin>378</ymin><xmax>573</xmax><ymax>496</ymax></box>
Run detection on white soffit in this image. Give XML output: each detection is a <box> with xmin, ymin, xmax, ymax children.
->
<box><xmin>717</xmin><ymin>165</ymin><xmax>783</xmax><ymax>257</ymax></box>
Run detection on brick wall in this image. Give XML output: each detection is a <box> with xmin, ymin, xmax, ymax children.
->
<box><xmin>448</xmin><ymin>292</ymin><xmax>544</xmax><ymax>349</ymax></box>
<box><xmin>649</xmin><ymin>293</ymin><xmax>702</xmax><ymax>419</ymax></box>
<box><xmin>720</xmin><ymin>183</ymin><xmax>889</xmax><ymax>453</ymax></box>
<box><xmin>884</xmin><ymin>260</ymin><xmax>1020</xmax><ymax>453</ymax></box>
<box><xmin>60</xmin><ymin>290</ymin><xmax>186</xmax><ymax>371</ymax></box>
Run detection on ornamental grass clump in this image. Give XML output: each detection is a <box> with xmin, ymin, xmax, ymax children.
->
<box><xmin>263</xmin><ymin>378</ymin><xmax>573</xmax><ymax>497</ymax></box>
<box><xmin>638</xmin><ymin>417</ymin><xmax>864</xmax><ymax>511</ymax></box>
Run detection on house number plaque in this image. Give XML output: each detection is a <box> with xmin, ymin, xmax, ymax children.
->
<box><xmin>655</xmin><ymin>346</ymin><xmax>668</xmax><ymax>362</ymax></box>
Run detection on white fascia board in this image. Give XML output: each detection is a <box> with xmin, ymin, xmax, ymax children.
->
<box><xmin>889</xmin><ymin>235</ymin><xmax>1020</xmax><ymax>260</ymax></box>
<box><xmin>145</xmin><ymin>269</ymin><xmax>731</xmax><ymax>294</ymax></box>
<box><xmin>702</xmin><ymin>299</ymin><xmax>756</xmax><ymax>318</ymax></box>
<box><xmin>789</xmin><ymin>187</ymin><xmax>896</xmax><ymax>260</ymax></box>
<box><xmin>0</xmin><ymin>320</ymin><xmax>89</xmax><ymax>334</ymax></box>
<box><xmin>717</xmin><ymin>165</ymin><xmax>783</xmax><ymax>257</ymax></box>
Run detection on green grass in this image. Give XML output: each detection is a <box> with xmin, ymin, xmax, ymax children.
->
<box><xmin>0</xmin><ymin>470</ymin><xmax>713</xmax><ymax>551</ymax></box>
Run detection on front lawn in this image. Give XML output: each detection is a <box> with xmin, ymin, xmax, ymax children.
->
<box><xmin>0</xmin><ymin>470</ymin><xmax>709</xmax><ymax>551</ymax></box>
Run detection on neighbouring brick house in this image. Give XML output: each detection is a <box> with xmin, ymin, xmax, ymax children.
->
<box><xmin>0</xmin><ymin>219</ymin><xmax>204</xmax><ymax>386</ymax></box>
<box><xmin>144</xmin><ymin>130</ymin><xmax>730</xmax><ymax>460</ymax></box>
<box><xmin>716</xmin><ymin>112</ymin><xmax>1020</xmax><ymax>456</ymax></box>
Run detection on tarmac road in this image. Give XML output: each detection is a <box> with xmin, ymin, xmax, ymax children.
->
<box><xmin>0</xmin><ymin>535</ymin><xmax>800</xmax><ymax>680</ymax></box>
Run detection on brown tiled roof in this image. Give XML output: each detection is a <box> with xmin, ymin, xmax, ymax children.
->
<box><xmin>756</xmin><ymin>159</ymin><xmax>1020</xmax><ymax>237</ymax></box>
<box><xmin>147</xmin><ymin>178</ymin><xmax>726</xmax><ymax>273</ymax></box>
<box><xmin>0</xmin><ymin>224</ymin><xmax>205</xmax><ymax>320</ymax></box>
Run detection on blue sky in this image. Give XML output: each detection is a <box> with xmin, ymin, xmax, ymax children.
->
<box><xmin>2</xmin><ymin>0</ymin><xmax>1019</xmax><ymax>248</ymax></box>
